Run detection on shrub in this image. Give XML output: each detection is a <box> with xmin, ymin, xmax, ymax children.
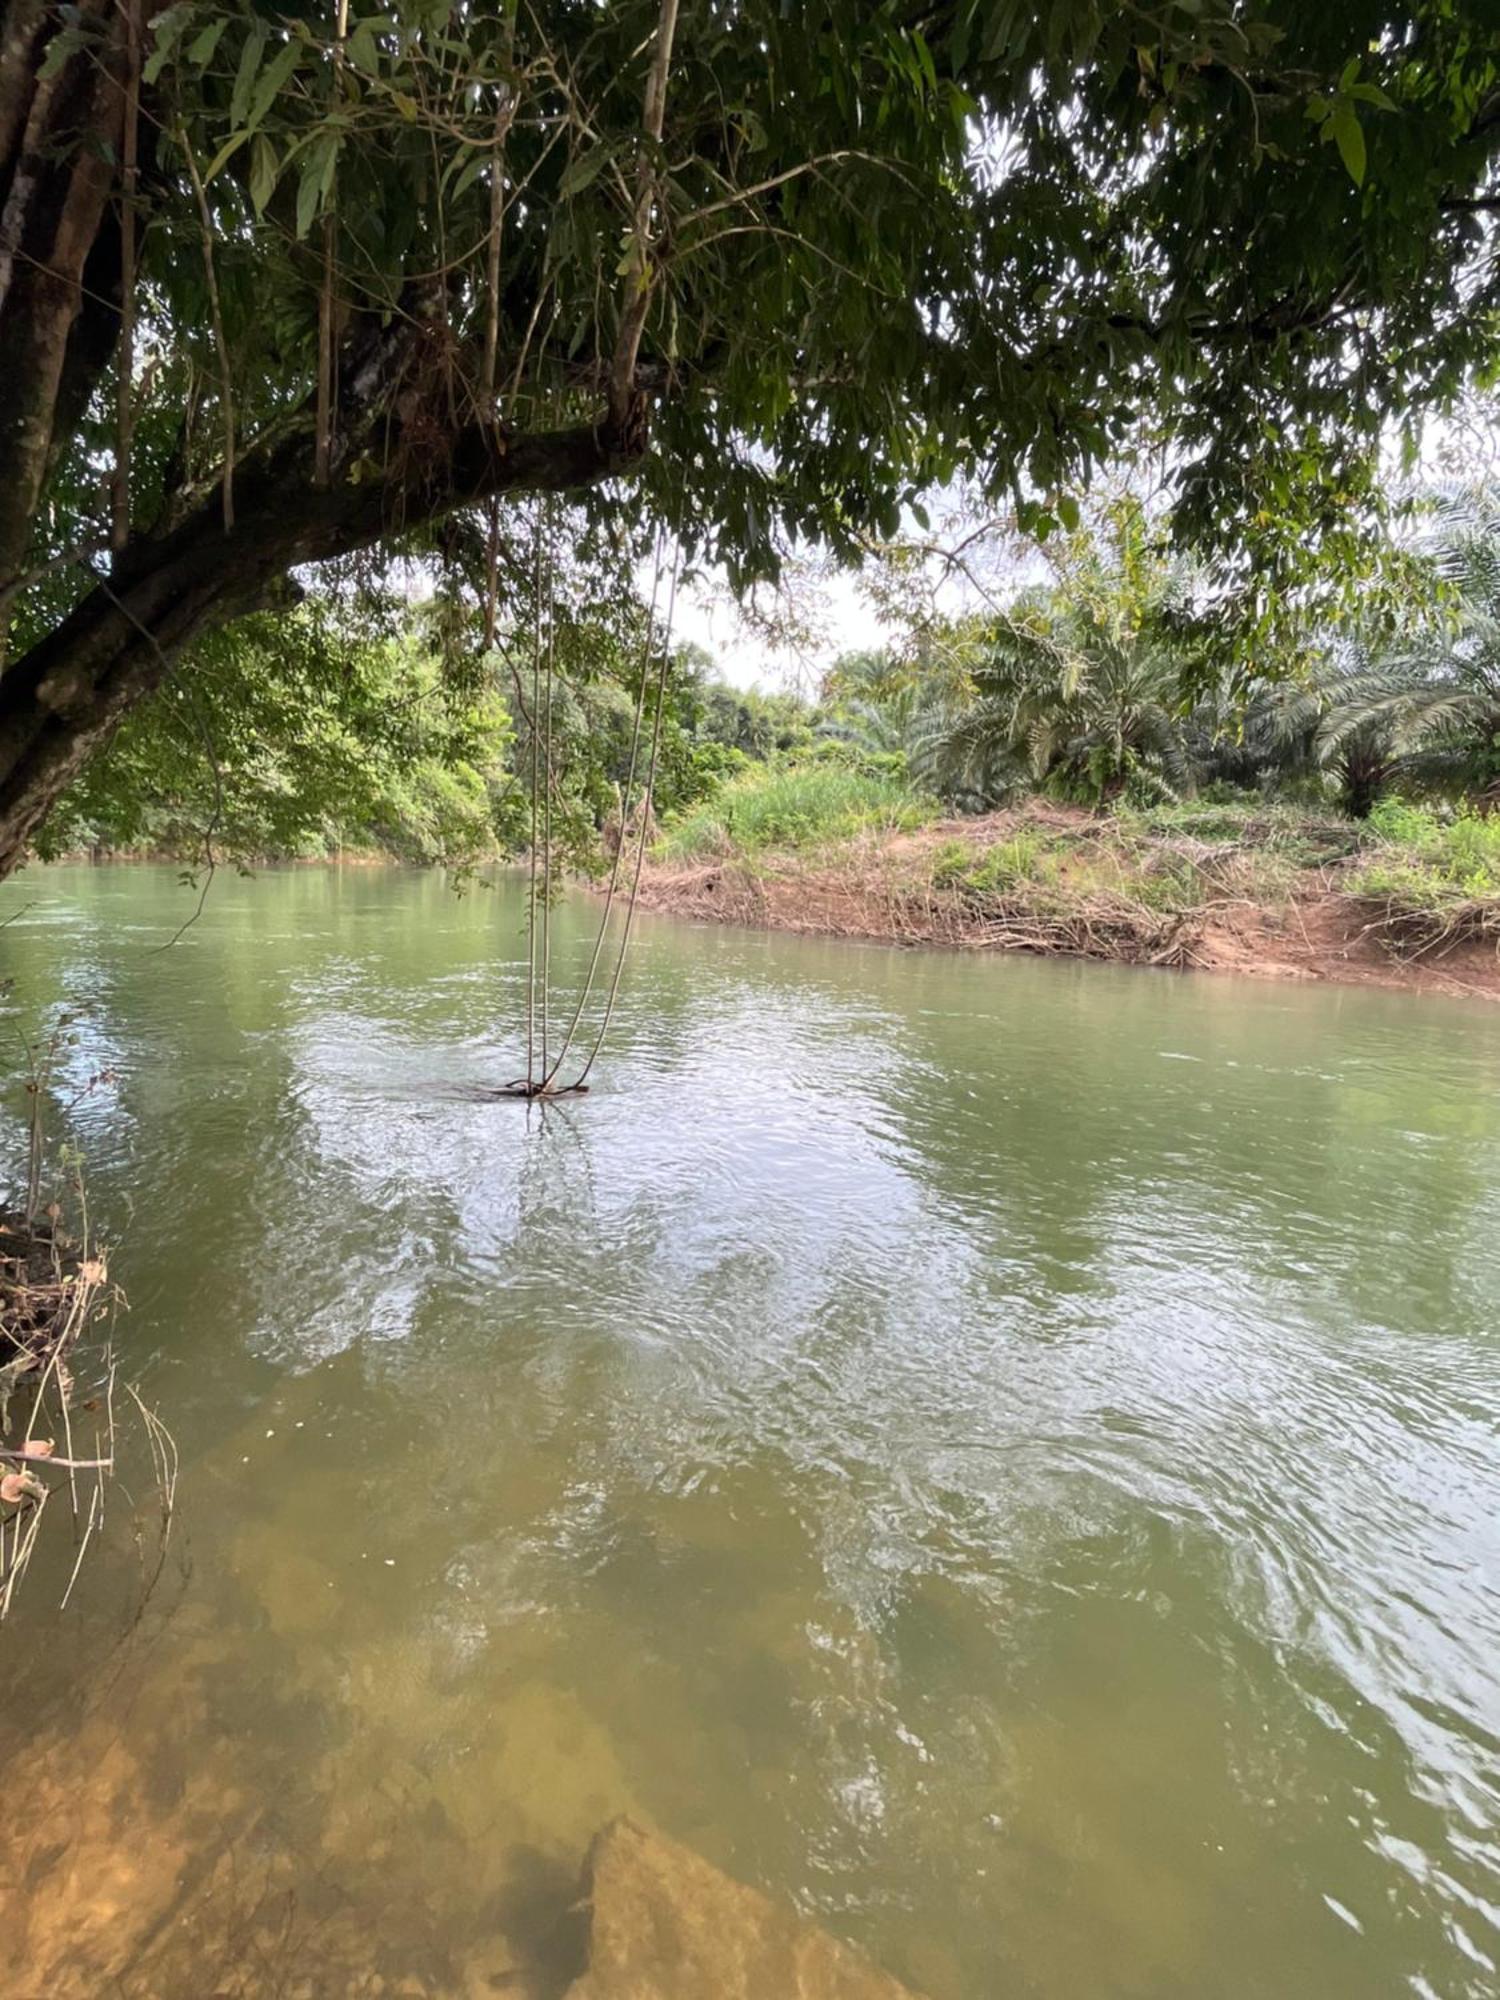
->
<box><xmin>1352</xmin><ymin>797</ymin><xmax>1500</xmax><ymax>906</ymax></box>
<box><xmin>960</xmin><ymin>830</ymin><xmax>1048</xmax><ymax>891</ymax></box>
<box><xmin>1365</xmin><ymin>796</ymin><xmax>1442</xmax><ymax>847</ymax></box>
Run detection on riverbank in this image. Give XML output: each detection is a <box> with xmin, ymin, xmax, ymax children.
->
<box><xmin>638</xmin><ymin>802</ymin><xmax>1500</xmax><ymax>1002</ymax></box>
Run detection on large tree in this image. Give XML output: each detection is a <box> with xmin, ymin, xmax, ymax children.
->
<box><xmin>2</xmin><ymin>0</ymin><xmax>1498</xmax><ymax>876</ymax></box>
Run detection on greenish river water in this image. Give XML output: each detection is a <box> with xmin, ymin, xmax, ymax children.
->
<box><xmin>2</xmin><ymin>863</ymin><xmax>1499</xmax><ymax>1999</ymax></box>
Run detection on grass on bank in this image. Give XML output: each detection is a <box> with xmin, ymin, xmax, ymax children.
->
<box><xmin>656</xmin><ymin>755</ymin><xmax>933</xmax><ymax>862</ymax></box>
<box><xmin>1350</xmin><ymin>797</ymin><xmax>1500</xmax><ymax>897</ymax></box>
<box><xmin>922</xmin><ymin>799</ymin><xmax>1344</xmax><ymax>917</ymax></box>
<box><xmin>922</xmin><ymin>798</ymin><xmax>1500</xmax><ymax>949</ymax></box>
<box><xmin>1342</xmin><ymin>798</ymin><xmax>1500</xmax><ymax>948</ymax></box>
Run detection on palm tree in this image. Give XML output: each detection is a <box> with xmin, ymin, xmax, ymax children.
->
<box><xmin>1316</xmin><ymin>493</ymin><xmax>1500</xmax><ymax>808</ymax></box>
<box><xmin>818</xmin><ymin>640</ymin><xmax>975</xmax><ymax>774</ymax></box>
<box><xmin>915</xmin><ymin>593</ymin><xmax>1194</xmax><ymax>809</ymax></box>
<box><xmin>910</xmin><ymin>495</ymin><xmax>1210</xmax><ymax>809</ymax></box>
<box><xmin>1197</xmin><ymin>493</ymin><xmax>1500</xmax><ymax>817</ymax></box>
<box><xmin>1216</xmin><ymin>643</ymin><xmax>1395</xmax><ymax>816</ymax></box>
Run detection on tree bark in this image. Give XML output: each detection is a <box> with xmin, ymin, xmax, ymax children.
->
<box><xmin>0</xmin><ymin>0</ymin><xmax>54</xmax><ymax>199</ymax></box>
<box><xmin>0</xmin><ymin>414</ymin><xmax>641</xmax><ymax>878</ymax></box>
<box><xmin>0</xmin><ymin>0</ymin><xmax>126</xmax><ymax>619</ymax></box>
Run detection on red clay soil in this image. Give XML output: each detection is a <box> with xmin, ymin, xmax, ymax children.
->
<box><xmin>635</xmin><ymin>811</ymin><xmax>1500</xmax><ymax>1005</ymax></box>
<box><xmin>1191</xmin><ymin>898</ymin><xmax>1500</xmax><ymax>1002</ymax></box>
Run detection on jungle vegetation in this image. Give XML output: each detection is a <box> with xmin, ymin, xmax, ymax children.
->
<box><xmin>5</xmin><ymin>0</ymin><xmax>1500</xmax><ymax>882</ymax></box>
<box><xmin>39</xmin><ymin>481</ymin><xmax>1500</xmax><ymax>903</ymax></box>
<box><xmin>813</xmin><ymin>489</ymin><xmax>1500</xmax><ymax>824</ymax></box>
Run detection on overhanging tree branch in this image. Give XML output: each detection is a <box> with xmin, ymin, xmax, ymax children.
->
<box><xmin>0</xmin><ymin>405</ymin><xmax>642</xmax><ymax>877</ymax></box>
<box><xmin>609</xmin><ymin>0</ymin><xmax>680</xmax><ymax>430</ymax></box>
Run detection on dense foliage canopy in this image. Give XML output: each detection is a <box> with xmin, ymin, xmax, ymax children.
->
<box><xmin>4</xmin><ymin>0</ymin><xmax>1500</xmax><ymax>871</ymax></box>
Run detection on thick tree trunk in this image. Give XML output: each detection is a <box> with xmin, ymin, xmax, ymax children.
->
<box><xmin>0</xmin><ymin>0</ymin><xmax>54</xmax><ymax>186</ymax></box>
<box><xmin>0</xmin><ymin>0</ymin><xmax>125</xmax><ymax>621</ymax></box>
<box><xmin>0</xmin><ymin>416</ymin><xmax>640</xmax><ymax>878</ymax></box>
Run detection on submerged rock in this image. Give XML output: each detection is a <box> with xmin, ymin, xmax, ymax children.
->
<box><xmin>564</xmin><ymin>1817</ymin><xmax>922</xmax><ymax>2000</ymax></box>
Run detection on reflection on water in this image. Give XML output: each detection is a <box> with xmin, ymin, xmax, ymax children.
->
<box><xmin>3</xmin><ymin>863</ymin><xmax>1500</xmax><ymax>1998</ymax></box>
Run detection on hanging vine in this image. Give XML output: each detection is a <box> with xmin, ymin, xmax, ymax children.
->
<box><xmin>313</xmin><ymin>0</ymin><xmax>348</xmax><ymax>490</ymax></box>
<box><xmin>567</xmin><ymin>537</ymin><xmax>680</xmax><ymax>1093</ymax></box>
<box><xmin>536</xmin><ymin>523</ymin><xmax>667</xmax><ymax>1091</ymax></box>
<box><xmin>522</xmin><ymin>509</ymin><xmax>542</xmax><ymax>1090</ymax></box>
<box><xmin>497</xmin><ymin>505</ymin><xmax>681</xmax><ymax>1103</ymax></box>
<box><xmin>178</xmin><ymin>124</ymin><xmax>234</xmax><ymax>531</ymax></box>
<box><xmin>539</xmin><ymin>507</ymin><xmax>556</xmax><ymax>1084</ymax></box>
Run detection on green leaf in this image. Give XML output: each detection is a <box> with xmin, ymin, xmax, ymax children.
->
<box><xmin>230</xmin><ymin>22</ymin><xmax>269</xmax><ymax>128</ymax></box>
<box><xmin>982</xmin><ymin>3</ymin><xmax>1021</xmax><ymax>64</ymax></box>
<box><xmin>950</xmin><ymin>0</ymin><xmax>975</xmax><ymax>72</ymax></box>
<box><xmin>296</xmin><ymin>147</ymin><xmax>326</xmax><ymax>238</ymax></box>
<box><xmin>910</xmin><ymin>30</ymin><xmax>937</xmax><ymax>95</ymax></box>
<box><xmin>202</xmin><ymin>130</ymin><xmax>250</xmax><ymax>183</ymax></box>
<box><xmin>451</xmin><ymin>152</ymin><xmax>490</xmax><ymax>201</ymax></box>
<box><xmin>249</xmin><ymin>134</ymin><xmax>278</xmax><ymax>216</ymax></box>
<box><xmin>346</xmin><ymin>20</ymin><xmax>381</xmax><ymax>75</ymax></box>
<box><xmin>38</xmin><ymin>24</ymin><xmax>88</xmax><ymax>81</ymax></box>
<box><xmin>186</xmin><ymin>19</ymin><xmax>228</xmax><ymax>67</ymax></box>
<box><xmin>559</xmin><ymin>146</ymin><xmax>611</xmax><ymax>198</ymax></box>
<box><xmin>141</xmin><ymin>4</ymin><xmax>193</xmax><ymax>85</ymax></box>
<box><xmin>247</xmin><ymin>42</ymin><xmax>302</xmax><ymax>133</ymax></box>
<box><xmin>295</xmin><ymin>135</ymin><xmax>340</xmax><ymax>238</ymax></box>
<box><xmin>1330</xmin><ymin>99</ymin><xmax>1366</xmax><ymax>187</ymax></box>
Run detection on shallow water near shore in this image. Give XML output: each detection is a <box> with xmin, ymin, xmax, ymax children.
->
<box><xmin>2</xmin><ymin>861</ymin><xmax>1499</xmax><ymax>1998</ymax></box>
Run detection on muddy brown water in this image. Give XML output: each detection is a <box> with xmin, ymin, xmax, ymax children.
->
<box><xmin>2</xmin><ymin>863</ymin><xmax>1498</xmax><ymax>1998</ymax></box>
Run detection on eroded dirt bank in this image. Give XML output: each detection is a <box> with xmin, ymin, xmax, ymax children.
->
<box><xmin>635</xmin><ymin>808</ymin><xmax>1500</xmax><ymax>1004</ymax></box>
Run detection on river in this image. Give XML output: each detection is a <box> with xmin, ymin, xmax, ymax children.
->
<box><xmin>2</xmin><ymin>862</ymin><xmax>1498</xmax><ymax>1999</ymax></box>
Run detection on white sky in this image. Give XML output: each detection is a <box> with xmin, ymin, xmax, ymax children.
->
<box><xmin>663</xmin><ymin>488</ymin><xmax>1048</xmax><ymax>695</ymax></box>
<box><xmin>670</xmin><ymin>567</ymin><xmax>886</xmax><ymax>696</ymax></box>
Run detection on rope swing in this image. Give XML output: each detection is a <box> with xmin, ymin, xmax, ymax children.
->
<box><xmin>498</xmin><ymin>508</ymin><xmax>680</xmax><ymax>1101</ymax></box>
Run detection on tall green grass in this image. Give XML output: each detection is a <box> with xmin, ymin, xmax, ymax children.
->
<box><xmin>657</xmin><ymin>760</ymin><xmax>933</xmax><ymax>861</ymax></box>
<box><xmin>1351</xmin><ymin>798</ymin><xmax>1500</xmax><ymax>904</ymax></box>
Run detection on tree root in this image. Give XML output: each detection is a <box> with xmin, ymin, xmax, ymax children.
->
<box><xmin>1349</xmin><ymin>894</ymin><xmax>1500</xmax><ymax>962</ymax></box>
